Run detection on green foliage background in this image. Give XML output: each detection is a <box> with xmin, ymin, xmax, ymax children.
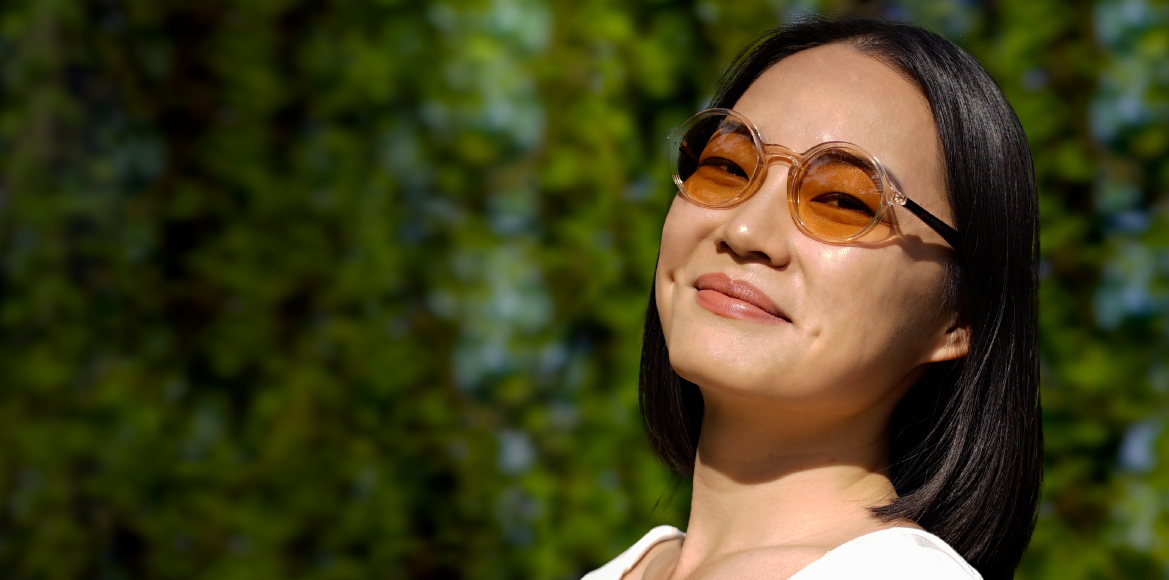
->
<box><xmin>1</xmin><ymin>0</ymin><xmax>1167</xmax><ymax>578</ymax></box>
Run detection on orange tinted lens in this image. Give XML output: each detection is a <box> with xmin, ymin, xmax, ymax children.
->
<box><xmin>795</xmin><ymin>150</ymin><xmax>884</xmax><ymax>240</ymax></box>
<box><xmin>678</xmin><ymin>116</ymin><xmax>759</xmax><ymax>206</ymax></box>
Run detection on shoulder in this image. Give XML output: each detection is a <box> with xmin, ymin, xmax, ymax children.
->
<box><xmin>581</xmin><ymin>525</ymin><xmax>685</xmax><ymax>580</ymax></box>
<box><xmin>792</xmin><ymin>527</ymin><xmax>982</xmax><ymax>580</ymax></box>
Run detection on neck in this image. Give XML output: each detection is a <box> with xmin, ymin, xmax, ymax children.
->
<box><xmin>669</xmin><ymin>391</ymin><xmax>907</xmax><ymax>578</ymax></box>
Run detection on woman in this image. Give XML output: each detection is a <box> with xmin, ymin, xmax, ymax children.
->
<box><xmin>584</xmin><ymin>17</ymin><xmax>1042</xmax><ymax>580</ymax></box>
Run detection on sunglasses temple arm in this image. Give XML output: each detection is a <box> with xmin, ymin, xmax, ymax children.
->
<box><xmin>902</xmin><ymin>197</ymin><xmax>964</xmax><ymax>257</ymax></box>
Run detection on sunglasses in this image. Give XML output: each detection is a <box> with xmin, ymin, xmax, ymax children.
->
<box><xmin>668</xmin><ymin>108</ymin><xmax>961</xmax><ymax>253</ymax></box>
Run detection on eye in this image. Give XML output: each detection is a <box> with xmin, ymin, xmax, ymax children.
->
<box><xmin>810</xmin><ymin>192</ymin><xmax>876</xmax><ymax>216</ymax></box>
<box><xmin>698</xmin><ymin>157</ymin><xmax>749</xmax><ymax>179</ymax></box>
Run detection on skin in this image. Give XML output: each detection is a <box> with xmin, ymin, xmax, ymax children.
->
<box><xmin>628</xmin><ymin>43</ymin><xmax>971</xmax><ymax>580</ymax></box>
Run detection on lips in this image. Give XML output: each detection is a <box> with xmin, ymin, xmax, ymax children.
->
<box><xmin>694</xmin><ymin>272</ymin><xmax>790</xmax><ymax>325</ymax></box>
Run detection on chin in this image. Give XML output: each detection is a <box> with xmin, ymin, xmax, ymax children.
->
<box><xmin>667</xmin><ymin>337</ymin><xmax>893</xmax><ymax>416</ymax></box>
<box><xmin>668</xmin><ymin>338</ymin><xmax>787</xmax><ymax>396</ymax></box>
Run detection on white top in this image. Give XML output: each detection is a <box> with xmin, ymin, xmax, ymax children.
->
<box><xmin>581</xmin><ymin>525</ymin><xmax>982</xmax><ymax>580</ymax></box>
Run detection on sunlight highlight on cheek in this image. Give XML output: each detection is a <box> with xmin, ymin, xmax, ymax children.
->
<box><xmin>815</xmin><ymin>245</ymin><xmax>855</xmax><ymax>268</ymax></box>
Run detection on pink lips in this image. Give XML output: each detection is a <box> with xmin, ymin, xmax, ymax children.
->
<box><xmin>694</xmin><ymin>273</ymin><xmax>790</xmax><ymax>325</ymax></box>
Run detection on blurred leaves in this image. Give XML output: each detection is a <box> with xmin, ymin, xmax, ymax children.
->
<box><xmin>0</xmin><ymin>0</ymin><xmax>1167</xmax><ymax>578</ymax></box>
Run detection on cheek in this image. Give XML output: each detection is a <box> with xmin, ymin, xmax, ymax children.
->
<box><xmin>797</xmin><ymin>243</ymin><xmax>872</xmax><ymax>322</ymax></box>
<box><xmin>655</xmin><ymin>197</ymin><xmax>713</xmax><ymax>337</ymax></box>
<box><xmin>657</xmin><ymin>197</ymin><xmax>703</xmax><ymax>268</ymax></box>
<box><xmin>802</xmin><ymin>246</ymin><xmax>948</xmax><ymax>371</ymax></box>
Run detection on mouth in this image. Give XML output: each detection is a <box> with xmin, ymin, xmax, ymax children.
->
<box><xmin>694</xmin><ymin>273</ymin><xmax>790</xmax><ymax>325</ymax></box>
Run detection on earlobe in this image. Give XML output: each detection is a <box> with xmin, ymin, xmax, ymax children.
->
<box><xmin>928</xmin><ymin>318</ymin><xmax>971</xmax><ymax>363</ymax></box>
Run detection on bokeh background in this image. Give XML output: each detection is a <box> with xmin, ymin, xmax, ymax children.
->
<box><xmin>2</xmin><ymin>0</ymin><xmax>1168</xmax><ymax>578</ymax></box>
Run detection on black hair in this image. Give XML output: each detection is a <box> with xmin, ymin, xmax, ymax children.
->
<box><xmin>639</xmin><ymin>17</ymin><xmax>1041</xmax><ymax>580</ymax></box>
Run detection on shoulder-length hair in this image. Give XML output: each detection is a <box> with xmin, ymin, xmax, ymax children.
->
<box><xmin>639</xmin><ymin>17</ymin><xmax>1042</xmax><ymax>580</ymax></box>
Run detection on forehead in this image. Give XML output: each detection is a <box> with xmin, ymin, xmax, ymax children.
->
<box><xmin>732</xmin><ymin>43</ymin><xmax>947</xmax><ymax>219</ymax></box>
<box><xmin>734</xmin><ymin>43</ymin><xmax>934</xmax><ymax>151</ymax></box>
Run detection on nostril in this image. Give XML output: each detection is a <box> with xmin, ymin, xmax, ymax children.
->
<box><xmin>717</xmin><ymin>239</ymin><xmax>773</xmax><ymax>265</ymax></box>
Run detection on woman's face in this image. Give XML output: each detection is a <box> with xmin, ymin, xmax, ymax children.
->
<box><xmin>655</xmin><ymin>43</ymin><xmax>968</xmax><ymax>418</ymax></box>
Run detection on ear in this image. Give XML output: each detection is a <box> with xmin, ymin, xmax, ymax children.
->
<box><xmin>925</xmin><ymin>310</ymin><xmax>970</xmax><ymax>363</ymax></box>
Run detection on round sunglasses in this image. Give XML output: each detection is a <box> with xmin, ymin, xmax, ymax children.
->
<box><xmin>668</xmin><ymin>108</ymin><xmax>961</xmax><ymax>253</ymax></box>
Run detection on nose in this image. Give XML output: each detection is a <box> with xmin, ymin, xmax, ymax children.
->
<box><xmin>714</xmin><ymin>159</ymin><xmax>797</xmax><ymax>268</ymax></box>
